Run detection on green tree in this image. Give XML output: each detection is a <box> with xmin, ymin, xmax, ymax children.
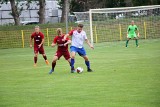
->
<box><xmin>0</xmin><ymin>0</ymin><xmax>28</xmax><ymax>25</ymax></box>
<box><xmin>70</xmin><ymin>0</ymin><xmax>106</xmax><ymax>12</ymax></box>
<box><xmin>37</xmin><ymin>0</ymin><xmax>45</xmax><ymax>24</ymax></box>
<box><xmin>124</xmin><ymin>0</ymin><xmax>133</xmax><ymax>7</ymax></box>
<box><xmin>104</xmin><ymin>0</ymin><xmax>126</xmax><ymax>8</ymax></box>
<box><xmin>70</xmin><ymin>0</ymin><xmax>84</xmax><ymax>13</ymax></box>
<box><xmin>0</xmin><ymin>0</ymin><xmax>46</xmax><ymax>25</ymax></box>
<box><xmin>132</xmin><ymin>0</ymin><xmax>160</xmax><ymax>6</ymax></box>
<box><xmin>57</xmin><ymin>0</ymin><xmax>70</xmax><ymax>22</ymax></box>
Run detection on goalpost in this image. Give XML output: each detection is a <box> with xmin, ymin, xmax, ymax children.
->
<box><xmin>74</xmin><ymin>5</ymin><xmax>160</xmax><ymax>45</ymax></box>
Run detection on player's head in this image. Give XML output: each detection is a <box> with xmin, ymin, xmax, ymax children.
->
<box><xmin>35</xmin><ymin>25</ymin><xmax>40</xmax><ymax>33</ymax></box>
<box><xmin>131</xmin><ymin>20</ymin><xmax>134</xmax><ymax>25</ymax></box>
<box><xmin>56</xmin><ymin>28</ymin><xmax>62</xmax><ymax>36</ymax></box>
<box><xmin>77</xmin><ymin>24</ymin><xmax>83</xmax><ymax>33</ymax></box>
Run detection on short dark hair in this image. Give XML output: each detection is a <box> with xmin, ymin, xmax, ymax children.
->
<box><xmin>78</xmin><ymin>24</ymin><xmax>83</xmax><ymax>28</ymax></box>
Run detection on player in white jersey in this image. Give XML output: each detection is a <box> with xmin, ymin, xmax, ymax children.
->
<box><xmin>63</xmin><ymin>24</ymin><xmax>94</xmax><ymax>73</ymax></box>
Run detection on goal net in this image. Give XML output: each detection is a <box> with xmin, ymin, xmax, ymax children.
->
<box><xmin>74</xmin><ymin>5</ymin><xmax>160</xmax><ymax>45</ymax></box>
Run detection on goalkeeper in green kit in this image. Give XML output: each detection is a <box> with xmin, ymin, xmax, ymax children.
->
<box><xmin>126</xmin><ymin>20</ymin><xmax>140</xmax><ymax>47</ymax></box>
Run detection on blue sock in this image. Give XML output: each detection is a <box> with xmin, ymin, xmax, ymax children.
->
<box><xmin>71</xmin><ymin>58</ymin><xmax>75</xmax><ymax>69</ymax></box>
<box><xmin>85</xmin><ymin>61</ymin><xmax>90</xmax><ymax>69</ymax></box>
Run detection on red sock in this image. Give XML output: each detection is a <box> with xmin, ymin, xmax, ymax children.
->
<box><xmin>52</xmin><ymin>62</ymin><xmax>56</xmax><ymax>70</ymax></box>
<box><xmin>43</xmin><ymin>55</ymin><xmax>47</xmax><ymax>60</ymax></box>
<box><xmin>34</xmin><ymin>57</ymin><xmax>37</xmax><ymax>63</ymax></box>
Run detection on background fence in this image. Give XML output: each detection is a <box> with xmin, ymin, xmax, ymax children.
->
<box><xmin>0</xmin><ymin>20</ymin><xmax>160</xmax><ymax>49</ymax></box>
<box><xmin>0</xmin><ymin>27</ymin><xmax>74</xmax><ymax>48</ymax></box>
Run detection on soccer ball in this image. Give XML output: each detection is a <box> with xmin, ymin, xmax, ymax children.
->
<box><xmin>76</xmin><ymin>67</ymin><xmax>83</xmax><ymax>73</ymax></box>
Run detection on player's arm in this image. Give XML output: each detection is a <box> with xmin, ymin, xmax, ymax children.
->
<box><xmin>85</xmin><ymin>39</ymin><xmax>94</xmax><ymax>49</ymax></box>
<box><xmin>63</xmin><ymin>30</ymin><xmax>73</xmax><ymax>41</ymax></box>
<box><xmin>51</xmin><ymin>42</ymin><xmax>56</xmax><ymax>47</ymax></box>
<box><xmin>63</xmin><ymin>34</ymin><xmax>70</xmax><ymax>41</ymax></box>
<box><xmin>51</xmin><ymin>36</ymin><xmax>57</xmax><ymax>47</ymax></box>
<box><xmin>83</xmin><ymin>32</ymin><xmax>94</xmax><ymax>49</ymax></box>
<box><xmin>38</xmin><ymin>33</ymin><xmax>44</xmax><ymax>48</ymax></box>
<box><xmin>127</xmin><ymin>26</ymin><xmax>130</xmax><ymax>37</ymax></box>
<box><xmin>137</xmin><ymin>30</ymin><xmax>140</xmax><ymax>37</ymax></box>
<box><xmin>136</xmin><ymin>26</ymin><xmax>140</xmax><ymax>37</ymax></box>
<box><xmin>64</xmin><ymin>39</ymin><xmax>71</xmax><ymax>46</ymax></box>
<box><xmin>38</xmin><ymin>38</ymin><xmax>44</xmax><ymax>48</ymax></box>
<box><xmin>30</xmin><ymin>34</ymin><xmax>33</xmax><ymax>48</ymax></box>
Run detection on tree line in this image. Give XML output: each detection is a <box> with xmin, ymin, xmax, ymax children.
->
<box><xmin>61</xmin><ymin>0</ymin><xmax>160</xmax><ymax>22</ymax></box>
<box><xmin>0</xmin><ymin>0</ymin><xmax>160</xmax><ymax>25</ymax></box>
<box><xmin>69</xmin><ymin>0</ymin><xmax>160</xmax><ymax>11</ymax></box>
<box><xmin>0</xmin><ymin>0</ymin><xmax>45</xmax><ymax>25</ymax></box>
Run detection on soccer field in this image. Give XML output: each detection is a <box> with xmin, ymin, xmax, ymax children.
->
<box><xmin>0</xmin><ymin>39</ymin><xmax>160</xmax><ymax>107</ymax></box>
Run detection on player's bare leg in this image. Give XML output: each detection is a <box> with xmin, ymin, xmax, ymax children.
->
<box><xmin>70</xmin><ymin>52</ymin><xmax>76</xmax><ymax>73</ymax></box>
<box><xmin>67</xmin><ymin>58</ymin><xmax>71</xmax><ymax>66</ymax></box>
<box><xmin>42</xmin><ymin>54</ymin><xmax>49</xmax><ymax>65</ymax></box>
<box><xmin>126</xmin><ymin>38</ymin><xmax>131</xmax><ymax>47</ymax></box>
<box><xmin>49</xmin><ymin>56</ymin><xmax>58</xmax><ymax>74</ymax></box>
<box><xmin>82</xmin><ymin>55</ymin><xmax>93</xmax><ymax>72</ymax></box>
<box><xmin>134</xmin><ymin>37</ymin><xmax>139</xmax><ymax>47</ymax></box>
<box><xmin>34</xmin><ymin>53</ymin><xmax>38</xmax><ymax>67</ymax></box>
<box><xmin>67</xmin><ymin>58</ymin><xmax>72</xmax><ymax>72</ymax></box>
<box><xmin>67</xmin><ymin>58</ymin><xmax>71</xmax><ymax>64</ymax></box>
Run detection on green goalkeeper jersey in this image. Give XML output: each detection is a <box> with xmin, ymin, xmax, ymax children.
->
<box><xmin>127</xmin><ymin>25</ymin><xmax>138</xmax><ymax>35</ymax></box>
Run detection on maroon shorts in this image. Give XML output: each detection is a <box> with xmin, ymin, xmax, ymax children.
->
<box><xmin>55</xmin><ymin>50</ymin><xmax>70</xmax><ymax>60</ymax></box>
<box><xmin>34</xmin><ymin>45</ymin><xmax>45</xmax><ymax>54</ymax></box>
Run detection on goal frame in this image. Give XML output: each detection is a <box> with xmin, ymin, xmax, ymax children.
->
<box><xmin>89</xmin><ymin>5</ymin><xmax>160</xmax><ymax>45</ymax></box>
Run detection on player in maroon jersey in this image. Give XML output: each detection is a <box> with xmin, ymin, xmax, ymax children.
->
<box><xmin>30</xmin><ymin>26</ymin><xmax>49</xmax><ymax>66</ymax></box>
<box><xmin>49</xmin><ymin>28</ymin><xmax>71</xmax><ymax>74</ymax></box>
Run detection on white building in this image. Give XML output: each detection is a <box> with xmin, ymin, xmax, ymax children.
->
<box><xmin>0</xmin><ymin>0</ymin><xmax>62</xmax><ymax>25</ymax></box>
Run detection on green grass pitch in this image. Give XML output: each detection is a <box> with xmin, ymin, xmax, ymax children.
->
<box><xmin>0</xmin><ymin>39</ymin><xmax>160</xmax><ymax>107</ymax></box>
